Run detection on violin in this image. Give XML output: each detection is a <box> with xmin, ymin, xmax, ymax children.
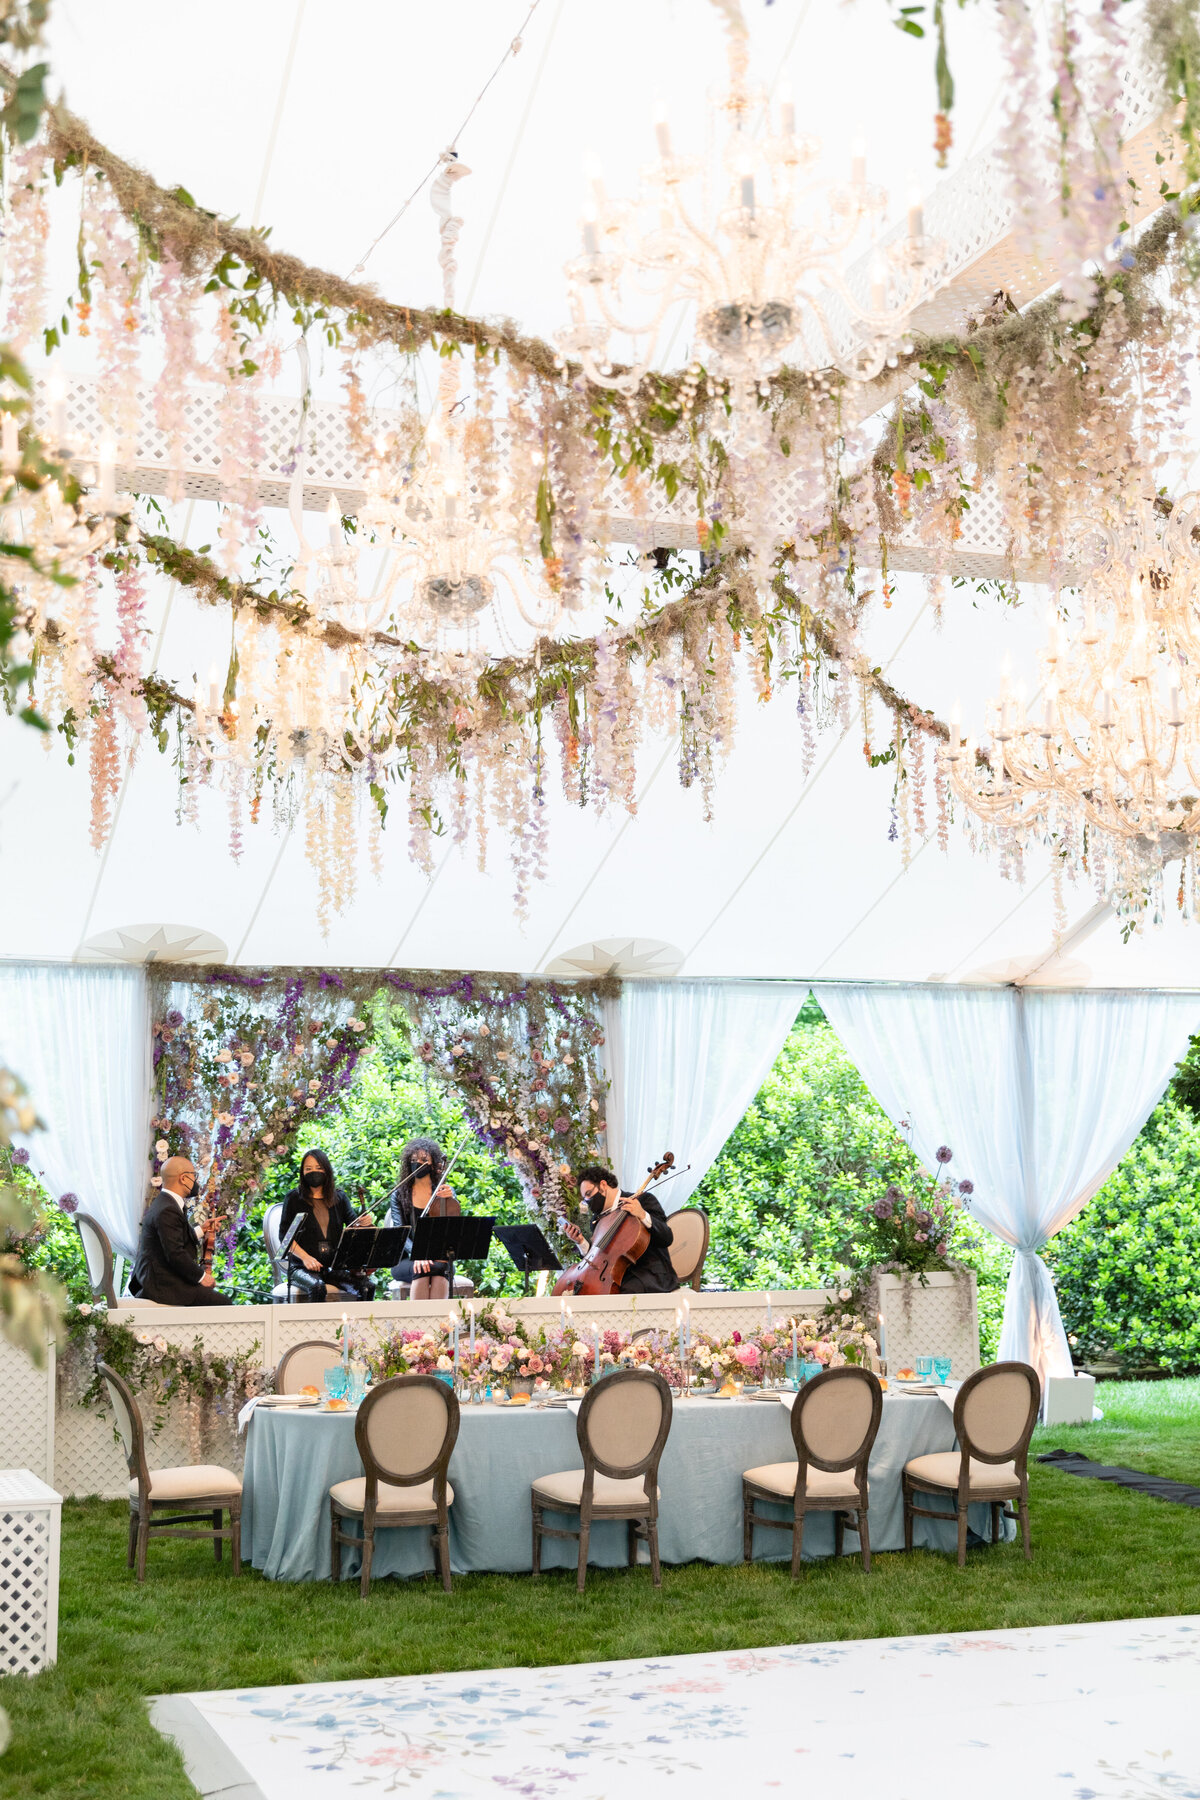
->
<box><xmin>553</xmin><ymin>1152</ymin><xmax>675</xmax><ymax>1298</ymax></box>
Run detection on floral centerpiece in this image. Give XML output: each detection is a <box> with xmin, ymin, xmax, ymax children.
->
<box><xmin>866</xmin><ymin>1145</ymin><xmax>972</xmax><ymax>1280</ymax></box>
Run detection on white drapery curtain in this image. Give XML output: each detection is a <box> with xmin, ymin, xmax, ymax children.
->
<box><xmin>602</xmin><ymin>980</ymin><xmax>807</xmax><ymax>1209</ymax></box>
<box><xmin>0</xmin><ymin>963</ymin><xmax>153</xmax><ymax>1256</ymax></box>
<box><xmin>814</xmin><ymin>982</ymin><xmax>1200</xmax><ymax>1384</ymax></box>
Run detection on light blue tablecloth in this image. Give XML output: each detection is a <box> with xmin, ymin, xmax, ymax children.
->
<box><xmin>241</xmin><ymin>1391</ymin><xmax>1014</xmax><ymax>1582</ymax></box>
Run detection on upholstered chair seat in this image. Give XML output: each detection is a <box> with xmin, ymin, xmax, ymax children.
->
<box><xmin>742</xmin><ymin>1461</ymin><xmax>864</xmax><ymax>1502</ymax></box>
<box><xmin>532</xmin><ymin>1470</ymin><xmax>661</xmax><ymax>1511</ymax></box>
<box><xmin>330</xmin><ymin>1476</ymin><xmax>455</xmax><ymax>1518</ymax></box>
<box><xmin>903</xmin><ymin>1452</ymin><xmax>1021</xmax><ymax>1496</ymax></box>
<box><xmin>130</xmin><ymin>1465</ymin><xmax>242</xmax><ymax>1503</ymax></box>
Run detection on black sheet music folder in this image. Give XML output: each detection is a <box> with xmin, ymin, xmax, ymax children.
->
<box><xmin>408</xmin><ymin>1215</ymin><xmax>495</xmax><ymax>1264</ymax></box>
<box><xmin>325</xmin><ymin>1226</ymin><xmax>410</xmax><ymax>1275</ymax></box>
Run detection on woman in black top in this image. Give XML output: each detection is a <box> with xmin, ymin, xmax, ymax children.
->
<box><xmin>387</xmin><ymin>1136</ymin><xmax>456</xmax><ymax>1300</ymax></box>
<box><xmin>279</xmin><ymin>1148</ymin><xmax>374</xmax><ymax>1303</ymax></box>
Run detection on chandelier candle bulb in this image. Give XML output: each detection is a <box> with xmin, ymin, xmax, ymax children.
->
<box><xmin>653</xmin><ymin>102</ymin><xmax>672</xmax><ymax>160</ymax></box>
<box><xmin>1101</xmin><ymin>670</ymin><xmax>1115</xmax><ymax>729</ymax></box>
<box><xmin>581</xmin><ymin>212</ymin><xmax>600</xmax><ymax>258</ymax></box>
<box><xmin>778</xmin><ymin>80</ymin><xmax>796</xmax><ymax>137</ymax></box>
<box><xmin>207</xmin><ymin>667</ymin><xmax>219</xmax><ymax>714</ymax></box>
<box><xmin>584</xmin><ymin>152</ymin><xmax>606</xmax><ymax>201</ymax></box>
<box><xmin>97</xmin><ymin>435</ymin><xmax>117</xmax><ymax>513</ymax></box>
<box><xmin>338</xmin><ymin>668</ymin><xmax>351</xmax><ymax>705</ymax></box>
<box><xmin>851</xmin><ymin>137</ymin><xmax>867</xmax><ymax>185</ymax></box>
<box><xmin>1170</xmin><ymin>679</ymin><xmax>1184</xmax><ymax>727</ymax></box>
<box><xmin>907</xmin><ymin>186</ymin><xmax>924</xmax><ymax>241</ymax></box>
<box><xmin>740</xmin><ymin>173</ymin><xmax>756</xmax><ymax>213</ymax></box>
<box><xmin>325</xmin><ymin>496</ymin><xmax>341</xmax><ymax>547</ymax></box>
<box><xmin>870</xmin><ymin>259</ymin><xmax>887</xmax><ymax>313</ymax></box>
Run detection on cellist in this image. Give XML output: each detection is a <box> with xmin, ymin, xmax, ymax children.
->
<box><xmin>563</xmin><ymin>1164</ymin><xmax>679</xmax><ymax>1296</ymax></box>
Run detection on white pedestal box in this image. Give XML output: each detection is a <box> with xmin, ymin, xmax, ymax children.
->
<box><xmin>0</xmin><ymin>1469</ymin><xmax>62</xmax><ymax>1673</ymax></box>
<box><xmin>1041</xmin><ymin>1373</ymin><xmax>1096</xmax><ymax>1426</ymax></box>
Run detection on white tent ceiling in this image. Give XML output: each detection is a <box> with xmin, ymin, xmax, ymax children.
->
<box><xmin>6</xmin><ymin>1</ymin><xmax>1200</xmax><ymax>987</ymax></box>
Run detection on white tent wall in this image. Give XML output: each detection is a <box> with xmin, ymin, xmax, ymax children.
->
<box><xmin>815</xmin><ymin>981</ymin><xmax>1200</xmax><ymax>1388</ymax></box>
<box><xmin>0</xmin><ymin>963</ymin><xmax>153</xmax><ymax>1255</ymax></box>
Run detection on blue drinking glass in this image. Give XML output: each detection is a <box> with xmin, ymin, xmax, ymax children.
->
<box><xmin>784</xmin><ymin>1356</ymin><xmax>803</xmax><ymax>1390</ymax></box>
<box><xmin>933</xmin><ymin>1356</ymin><xmax>952</xmax><ymax>1385</ymax></box>
<box><xmin>916</xmin><ymin>1356</ymin><xmax>934</xmax><ymax>1384</ymax></box>
<box><xmin>323</xmin><ymin>1366</ymin><xmax>347</xmax><ymax>1402</ymax></box>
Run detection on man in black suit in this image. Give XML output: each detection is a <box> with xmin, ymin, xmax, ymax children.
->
<box><xmin>129</xmin><ymin>1156</ymin><xmax>229</xmax><ymax>1306</ymax></box>
<box><xmin>564</xmin><ymin>1164</ymin><xmax>679</xmax><ymax>1295</ymax></box>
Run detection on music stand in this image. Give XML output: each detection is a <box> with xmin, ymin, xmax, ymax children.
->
<box><xmin>324</xmin><ymin>1227</ymin><xmax>410</xmax><ymax>1283</ymax></box>
<box><xmin>494</xmin><ymin>1224</ymin><xmax>562</xmax><ymax>1296</ymax></box>
<box><xmin>408</xmin><ymin>1215</ymin><xmax>495</xmax><ymax>1298</ymax></box>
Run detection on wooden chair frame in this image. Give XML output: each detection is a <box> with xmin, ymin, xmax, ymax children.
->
<box><xmin>96</xmin><ymin>1359</ymin><xmax>241</xmax><ymax>1583</ymax></box>
<box><xmin>532</xmin><ymin>1367</ymin><xmax>673</xmax><ymax>1593</ymax></box>
<box><xmin>330</xmin><ymin>1373</ymin><xmax>460</xmax><ymax>1598</ymax></box>
<box><xmin>273</xmin><ymin>1339</ymin><xmax>340</xmax><ymax>1395</ymax></box>
<box><xmin>667</xmin><ymin>1206</ymin><xmax>710</xmax><ymax>1290</ymax></box>
<box><xmin>742</xmin><ymin>1364</ymin><xmax>883</xmax><ymax>1578</ymax></box>
<box><xmin>76</xmin><ymin>1212</ymin><xmax>118</xmax><ymax>1307</ymax></box>
<box><xmin>902</xmin><ymin>1360</ymin><xmax>1040</xmax><ymax>1567</ymax></box>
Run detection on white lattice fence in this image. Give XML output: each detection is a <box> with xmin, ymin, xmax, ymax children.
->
<box><xmin>0</xmin><ymin>1334</ymin><xmax>54</xmax><ymax>1486</ymax></box>
<box><xmin>0</xmin><ymin>1471</ymin><xmax>61</xmax><ymax>1674</ymax></box>
<box><xmin>877</xmin><ymin>1270</ymin><xmax>979</xmax><ymax>1379</ymax></box>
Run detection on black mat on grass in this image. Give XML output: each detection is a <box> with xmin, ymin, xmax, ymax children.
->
<box><xmin>1037</xmin><ymin>1448</ymin><xmax>1200</xmax><ymax>1508</ymax></box>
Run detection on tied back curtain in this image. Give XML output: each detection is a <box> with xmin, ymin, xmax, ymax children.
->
<box><xmin>602</xmin><ymin>980</ymin><xmax>807</xmax><ymax>1209</ymax></box>
<box><xmin>0</xmin><ymin>963</ymin><xmax>153</xmax><ymax>1256</ymax></box>
<box><xmin>815</xmin><ymin>983</ymin><xmax>1200</xmax><ymax>1385</ymax></box>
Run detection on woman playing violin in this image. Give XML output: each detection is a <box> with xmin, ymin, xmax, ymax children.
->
<box><xmin>564</xmin><ymin>1163</ymin><xmax>679</xmax><ymax>1295</ymax></box>
<box><xmin>388</xmin><ymin>1136</ymin><xmax>457</xmax><ymax>1301</ymax></box>
<box><xmin>280</xmin><ymin>1147</ymin><xmax>375</xmax><ymax>1303</ymax></box>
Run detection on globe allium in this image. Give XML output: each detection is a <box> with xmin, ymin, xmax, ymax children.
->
<box><xmin>58</xmin><ymin>1191</ymin><xmax>79</xmax><ymax>1214</ymax></box>
<box><xmin>935</xmin><ymin>1145</ymin><xmax>953</xmax><ymax>1164</ymax></box>
<box><xmin>874</xmin><ymin>1198</ymin><xmax>894</xmax><ymax>1219</ymax></box>
<box><xmin>958</xmin><ymin>1179</ymin><xmax>974</xmax><ymax>1197</ymax></box>
<box><xmin>11</xmin><ymin>1147</ymin><xmax>29</xmax><ymax>1166</ymax></box>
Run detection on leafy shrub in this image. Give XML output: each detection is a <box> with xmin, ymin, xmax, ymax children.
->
<box><xmin>1047</xmin><ymin>1098</ymin><xmax>1200</xmax><ymax>1372</ymax></box>
<box><xmin>692</xmin><ymin>1013</ymin><xmax>1011</xmax><ymax>1357</ymax></box>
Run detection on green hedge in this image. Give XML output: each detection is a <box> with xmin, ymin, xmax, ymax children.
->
<box><xmin>1045</xmin><ymin>1097</ymin><xmax>1200</xmax><ymax>1371</ymax></box>
<box><xmin>691</xmin><ymin>1009</ymin><xmax>1013</xmax><ymax>1359</ymax></box>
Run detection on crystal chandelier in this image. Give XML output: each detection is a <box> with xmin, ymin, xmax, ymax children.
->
<box><xmin>944</xmin><ymin>494</ymin><xmax>1200</xmax><ymax>919</ymax></box>
<box><xmin>556</xmin><ymin>0</ymin><xmax>949</xmax><ymax>396</ymax></box>
<box><xmin>292</xmin><ymin>156</ymin><xmax>570</xmax><ymax>659</ymax></box>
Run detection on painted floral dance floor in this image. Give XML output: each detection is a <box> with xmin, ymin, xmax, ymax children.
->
<box><xmin>150</xmin><ymin>1614</ymin><xmax>1200</xmax><ymax>1799</ymax></box>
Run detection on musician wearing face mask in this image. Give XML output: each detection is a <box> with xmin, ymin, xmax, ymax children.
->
<box><xmin>564</xmin><ymin>1164</ymin><xmax>679</xmax><ymax>1296</ymax></box>
<box><xmin>388</xmin><ymin>1137</ymin><xmax>456</xmax><ymax>1301</ymax></box>
<box><xmin>129</xmin><ymin>1155</ymin><xmax>229</xmax><ymax>1306</ymax></box>
<box><xmin>279</xmin><ymin>1148</ymin><xmax>375</xmax><ymax>1303</ymax></box>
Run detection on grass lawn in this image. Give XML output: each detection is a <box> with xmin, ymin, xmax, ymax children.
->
<box><xmin>3</xmin><ymin>1378</ymin><xmax>1199</xmax><ymax>1800</ymax></box>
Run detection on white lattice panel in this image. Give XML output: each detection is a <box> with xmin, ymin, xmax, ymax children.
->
<box><xmin>0</xmin><ymin>1335</ymin><xmax>54</xmax><ymax>1486</ymax></box>
<box><xmin>878</xmin><ymin>1271</ymin><xmax>979</xmax><ymax>1379</ymax></box>
<box><xmin>0</xmin><ymin>1471</ymin><xmax>61</xmax><ymax>1674</ymax></box>
<box><xmin>55</xmin><ymin>1382</ymin><xmax>247</xmax><ymax>1501</ymax></box>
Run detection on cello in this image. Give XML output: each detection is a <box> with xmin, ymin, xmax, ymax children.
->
<box><xmin>553</xmin><ymin>1153</ymin><xmax>675</xmax><ymax>1298</ymax></box>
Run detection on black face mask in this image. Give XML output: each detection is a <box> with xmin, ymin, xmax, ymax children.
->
<box><xmin>584</xmin><ymin>1191</ymin><xmax>605</xmax><ymax>1221</ymax></box>
<box><xmin>302</xmin><ymin>1169</ymin><xmax>326</xmax><ymax>1191</ymax></box>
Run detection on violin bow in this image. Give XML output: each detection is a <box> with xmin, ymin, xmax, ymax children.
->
<box><xmin>418</xmin><ymin>1133</ymin><xmax>469</xmax><ymax>1215</ymax></box>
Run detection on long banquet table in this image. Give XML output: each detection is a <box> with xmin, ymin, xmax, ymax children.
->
<box><xmin>241</xmin><ymin>1391</ymin><xmax>1014</xmax><ymax>1582</ymax></box>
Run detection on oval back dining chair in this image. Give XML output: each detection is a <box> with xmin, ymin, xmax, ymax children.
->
<box><xmin>531</xmin><ymin>1366</ymin><xmax>673</xmax><ymax>1592</ymax></box>
<box><xmin>902</xmin><ymin>1360</ymin><xmax>1041</xmax><ymax>1566</ymax></box>
<box><xmin>666</xmin><ymin>1207</ymin><xmax>710</xmax><ymax>1290</ymax></box>
<box><xmin>75</xmin><ymin>1213</ymin><xmax>118</xmax><ymax>1307</ymax></box>
<box><xmin>743</xmin><ymin>1364</ymin><xmax>882</xmax><ymax>1577</ymax></box>
<box><xmin>273</xmin><ymin>1339</ymin><xmax>341</xmax><ymax>1395</ymax></box>
<box><xmin>329</xmin><ymin>1373</ymin><xmax>460</xmax><ymax>1597</ymax></box>
<box><xmin>96</xmin><ymin>1359</ymin><xmax>242</xmax><ymax>1582</ymax></box>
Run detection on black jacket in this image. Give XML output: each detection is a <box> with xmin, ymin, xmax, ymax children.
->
<box><xmin>129</xmin><ymin>1191</ymin><xmax>225</xmax><ymax>1306</ymax></box>
<box><xmin>588</xmin><ymin>1191</ymin><xmax>678</xmax><ymax>1295</ymax></box>
<box><xmin>279</xmin><ymin>1186</ymin><xmax>358</xmax><ymax>1268</ymax></box>
<box><xmin>387</xmin><ymin>1182</ymin><xmax>452</xmax><ymax>1284</ymax></box>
